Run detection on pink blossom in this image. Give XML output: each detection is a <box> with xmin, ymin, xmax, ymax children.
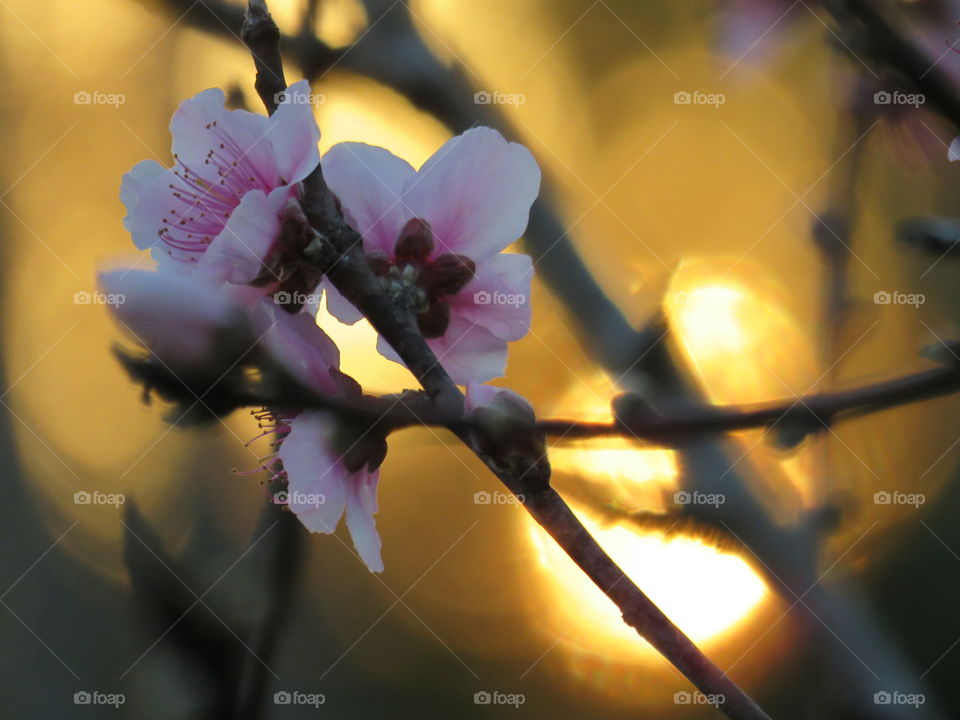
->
<box><xmin>101</xmin><ymin>268</ymin><xmax>385</xmax><ymax>571</ymax></box>
<box><xmin>256</xmin><ymin>307</ymin><xmax>386</xmax><ymax>573</ymax></box>
<box><xmin>277</xmin><ymin>411</ymin><xmax>384</xmax><ymax>572</ymax></box>
<box><xmin>464</xmin><ymin>381</ymin><xmax>532</xmax><ymax>416</ymax></box>
<box><xmin>121</xmin><ymin>80</ymin><xmax>320</xmax><ymax>284</ymax></box>
<box><xmin>319</xmin><ymin>127</ymin><xmax>541</xmax><ymax>384</ymax></box>
<box><xmin>99</xmin><ymin>269</ymin><xmax>251</xmax><ymax>369</ymax></box>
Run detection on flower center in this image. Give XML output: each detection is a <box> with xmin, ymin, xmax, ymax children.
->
<box><xmin>366</xmin><ymin>218</ymin><xmax>476</xmax><ymax>338</ymax></box>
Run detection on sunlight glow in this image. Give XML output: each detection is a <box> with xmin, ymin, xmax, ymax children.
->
<box><xmin>528</xmin><ymin>507</ymin><xmax>768</xmax><ymax>655</ymax></box>
<box><xmin>314</xmin><ymin>295</ymin><xmax>416</xmax><ymax>393</ymax></box>
<box><xmin>666</xmin><ymin>265</ymin><xmax>821</xmax><ymax>510</ymax></box>
<box><xmin>526</xmin><ymin>373</ymin><xmax>770</xmax><ymax>671</ymax></box>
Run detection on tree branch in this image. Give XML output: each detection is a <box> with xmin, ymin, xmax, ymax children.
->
<box><xmin>153</xmin><ymin>346</ymin><xmax>960</xmax><ymax>445</ymax></box>
<box><xmin>236</xmin><ymin>3</ymin><xmax>770</xmax><ymax>718</ymax></box>
<box><xmin>241</xmin><ymin>0</ymin><xmax>287</xmax><ymax>115</ymax></box>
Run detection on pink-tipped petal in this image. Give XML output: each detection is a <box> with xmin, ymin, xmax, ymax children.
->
<box><xmin>402</xmin><ymin>127</ymin><xmax>541</xmax><ymax>261</ymax></box>
<box><xmin>375</xmin><ymin>316</ymin><xmax>508</xmax><ymax>384</ymax></box>
<box><xmin>170</xmin><ymin>87</ymin><xmax>280</xmax><ymax>189</ymax></box>
<box><xmin>450</xmin><ymin>253</ymin><xmax>532</xmax><ymax>342</ymax></box>
<box><xmin>322</xmin><ymin>142</ymin><xmax>417</xmax><ymax>256</ymax></box>
<box><xmin>279</xmin><ymin>412</ymin><xmax>385</xmax><ymax>572</ymax></box>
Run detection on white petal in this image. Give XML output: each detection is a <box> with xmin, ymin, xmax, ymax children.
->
<box><xmin>170</xmin><ymin>87</ymin><xmax>281</xmax><ymax>188</ymax></box>
<box><xmin>269</xmin><ymin>80</ymin><xmax>322</xmax><ymax>183</ymax></box>
<box><xmin>320</xmin><ymin>277</ymin><xmax>364</xmax><ymax>325</ymax></box>
<box><xmin>120</xmin><ymin>160</ymin><xmax>191</xmax><ymax>262</ymax></box>
<box><xmin>278</xmin><ymin>413</ymin><xmax>348</xmax><ymax>534</ymax></box>
<box><xmin>344</xmin><ymin>469</ymin><xmax>384</xmax><ymax>573</ymax></box>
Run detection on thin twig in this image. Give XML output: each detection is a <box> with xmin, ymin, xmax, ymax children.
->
<box><xmin>221</xmin><ymin>354</ymin><xmax>960</xmax><ymax>444</ymax></box>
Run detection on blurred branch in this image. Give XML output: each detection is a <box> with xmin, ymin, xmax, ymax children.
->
<box><xmin>237</xmin><ymin>495</ymin><xmax>305</xmax><ymax>720</ymax></box>
<box><xmin>121</xmin><ymin>338</ymin><xmax>960</xmax><ymax>444</ymax></box>
<box><xmin>123</xmin><ymin>502</ymin><xmax>244</xmax><ymax>718</ymax></box>
<box><xmin>828</xmin><ymin>0</ymin><xmax>960</xmax><ymax>130</ymax></box>
<box><xmin>897</xmin><ymin>215</ymin><xmax>960</xmax><ymax>257</ymax></box>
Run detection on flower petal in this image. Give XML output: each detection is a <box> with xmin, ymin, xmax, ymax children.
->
<box><xmin>426</xmin><ymin>316</ymin><xmax>508</xmax><ymax>384</ymax></box>
<box><xmin>197</xmin><ymin>185</ymin><xmax>294</xmax><ymax>285</ymax></box>
<box><xmin>322</xmin><ymin>142</ymin><xmax>416</xmax><ymax>255</ymax></box>
<box><xmin>170</xmin><ymin>86</ymin><xmax>281</xmax><ymax>189</ymax></box>
<box><xmin>120</xmin><ymin>160</ymin><xmax>195</xmax><ymax>265</ymax></box>
<box><xmin>376</xmin><ymin>316</ymin><xmax>508</xmax><ymax>384</ymax></box>
<box><xmin>450</xmin><ymin>253</ymin><xmax>532</xmax><ymax>341</ymax></box>
<box><xmin>464</xmin><ymin>381</ymin><xmax>532</xmax><ymax>416</ymax></box>
<box><xmin>320</xmin><ymin>277</ymin><xmax>364</xmax><ymax>325</ymax></box>
<box><xmin>269</xmin><ymin>80</ymin><xmax>322</xmax><ymax>183</ymax></box>
<box><xmin>344</xmin><ymin>469</ymin><xmax>384</xmax><ymax>572</ymax></box>
<box><xmin>402</xmin><ymin>127</ymin><xmax>541</xmax><ymax>261</ymax></box>
<box><xmin>279</xmin><ymin>413</ymin><xmax>348</xmax><ymax>534</ymax></box>
<box><xmin>255</xmin><ymin>303</ymin><xmax>342</xmax><ymax>395</ymax></box>
<box><xmin>98</xmin><ymin>269</ymin><xmax>245</xmax><ymax>367</ymax></box>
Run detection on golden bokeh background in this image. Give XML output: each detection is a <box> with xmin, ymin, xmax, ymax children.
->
<box><xmin>3</xmin><ymin>0</ymin><xmax>960</xmax><ymax>717</ymax></box>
